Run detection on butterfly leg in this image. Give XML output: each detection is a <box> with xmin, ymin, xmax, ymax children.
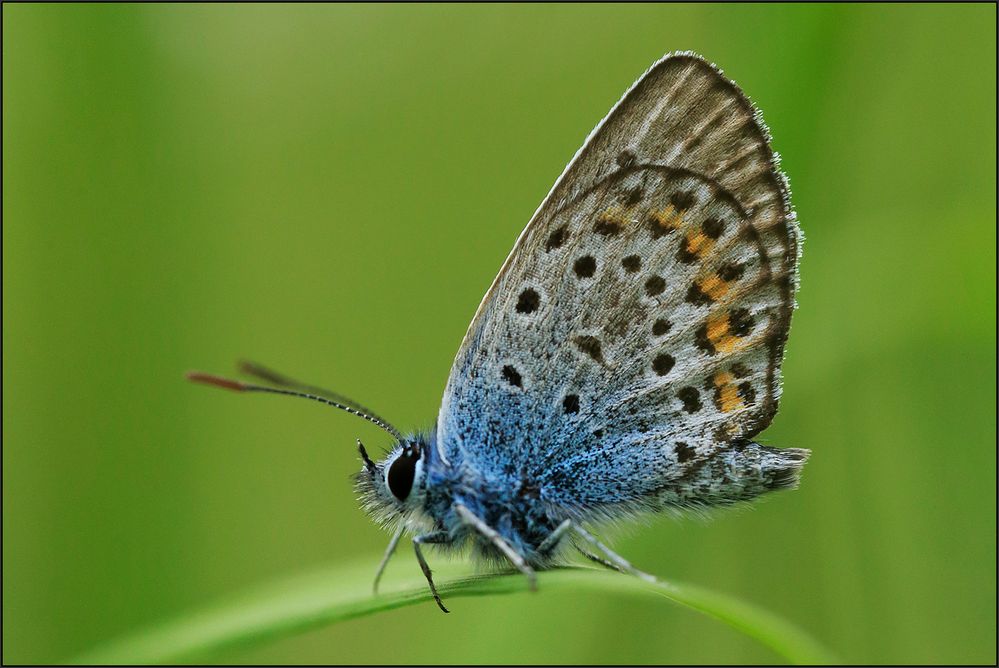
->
<box><xmin>372</xmin><ymin>525</ymin><xmax>405</xmax><ymax>594</ymax></box>
<box><xmin>454</xmin><ymin>503</ymin><xmax>537</xmax><ymax>591</ymax></box>
<box><xmin>536</xmin><ymin>519</ymin><xmax>572</xmax><ymax>555</ymax></box>
<box><xmin>575</xmin><ymin>546</ymin><xmax>625</xmax><ymax>573</ymax></box>
<box><xmin>570</xmin><ymin>523</ymin><xmax>657</xmax><ymax>583</ymax></box>
<box><xmin>413</xmin><ymin>531</ymin><xmax>452</xmax><ymax>613</ymax></box>
<box><xmin>537</xmin><ymin>521</ymin><xmax>618</xmax><ymax>572</ymax></box>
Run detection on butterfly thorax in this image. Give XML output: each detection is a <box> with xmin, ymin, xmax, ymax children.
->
<box><xmin>421</xmin><ymin>435</ymin><xmax>568</xmax><ymax>566</ymax></box>
<box><xmin>355</xmin><ymin>429</ymin><xmax>564</xmax><ymax>565</ymax></box>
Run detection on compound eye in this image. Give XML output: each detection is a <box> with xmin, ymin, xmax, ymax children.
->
<box><xmin>386</xmin><ymin>450</ymin><xmax>418</xmax><ymax>501</ymax></box>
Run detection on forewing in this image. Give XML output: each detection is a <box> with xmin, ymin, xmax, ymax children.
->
<box><xmin>436</xmin><ymin>53</ymin><xmax>799</xmax><ymax>503</ymax></box>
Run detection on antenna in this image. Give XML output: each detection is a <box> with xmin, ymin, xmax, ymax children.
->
<box><xmin>186</xmin><ymin>371</ymin><xmax>404</xmax><ymax>441</ymax></box>
<box><xmin>236</xmin><ymin>360</ymin><xmax>396</xmax><ymax>431</ymax></box>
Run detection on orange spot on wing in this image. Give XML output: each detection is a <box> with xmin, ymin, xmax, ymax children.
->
<box><xmin>713</xmin><ymin>371</ymin><xmax>744</xmax><ymax>413</ymax></box>
<box><xmin>697</xmin><ymin>274</ymin><xmax>730</xmax><ymax>301</ymax></box>
<box><xmin>715</xmin><ymin>334</ymin><xmax>740</xmax><ymax>353</ymax></box>
<box><xmin>649</xmin><ymin>204</ymin><xmax>683</xmax><ymax>231</ymax></box>
<box><xmin>600</xmin><ymin>206</ymin><xmax>629</xmax><ymax>226</ymax></box>
<box><xmin>705</xmin><ymin>313</ymin><xmax>741</xmax><ymax>354</ymax></box>
<box><xmin>706</xmin><ymin>313</ymin><xmax>729</xmax><ymax>343</ymax></box>
<box><xmin>685</xmin><ymin>231</ymin><xmax>715</xmax><ymax>258</ymax></box>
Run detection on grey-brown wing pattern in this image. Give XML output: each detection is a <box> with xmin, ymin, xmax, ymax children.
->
<box><xmin>436</xmin><ymin>53</ymin><xmax>803</xmax><ymax>510</ymax></box>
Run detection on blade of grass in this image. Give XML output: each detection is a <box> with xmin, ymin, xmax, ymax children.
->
<box><xmin>72</xmin><ymin>559</ymin><xmax>837</xmax><ymax>664</ymax></box>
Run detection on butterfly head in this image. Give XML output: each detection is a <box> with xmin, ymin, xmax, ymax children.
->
<box><xmin>355</xmin><ymin>437</ymin><xmax>428</xmax><ymax>524</ymax></box>
<box><xmin>184</xmin><ymin>365</ymin><xmax>431</xmax><ymax>524</ymax></box>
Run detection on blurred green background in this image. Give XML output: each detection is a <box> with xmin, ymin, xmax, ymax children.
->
<box><xmin>3</xmin><ymin>4</ymin><xmax>995</xmax><ymax>664</ymax></box>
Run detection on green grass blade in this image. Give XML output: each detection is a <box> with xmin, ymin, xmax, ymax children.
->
<box><xmin>73</xmin><ymin>559</ymin><xmax>837</xmax><ymax>664</ymax></box>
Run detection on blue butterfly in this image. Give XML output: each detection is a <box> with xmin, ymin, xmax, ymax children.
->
<box><xmin>190</xmin><ymin>52</ymin><xmax>808</xmax><ymax>613</ymax></box>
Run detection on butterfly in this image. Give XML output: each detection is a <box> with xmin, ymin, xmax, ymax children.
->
<box><xmin>189</xmin><ymin>51</ymin><xmax>807</xmax><ymax>613</ymax></box>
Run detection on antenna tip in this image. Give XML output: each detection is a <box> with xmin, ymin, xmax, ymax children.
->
<box><xmin>186</xmin><ymin>371</ymin><xmax>248</xmax><ymax>392</ymax></box>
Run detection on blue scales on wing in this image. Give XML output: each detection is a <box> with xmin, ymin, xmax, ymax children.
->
<box><xmin>436</xmin><ymin>53</ymin><xmax>807</xmax><ymax>518</ymax></box>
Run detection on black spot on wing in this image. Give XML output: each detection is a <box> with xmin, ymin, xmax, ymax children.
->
<box><xmin>675</xmin><ymin>441</ymin><xmax>694</xmax><ymax>463</ymax></box>
<box><xmin>652</xmin><ymin>353</ymin><xmax>675</xmax><ymax>376</ymax></box>
<box><xmin>652</xmin><ymin>318</ymin><xmax>671</xmax><ymax>336</ymax></box>
<box><xmin>616</xmin><ymin>150</ymin><xmax>636</xmax><ymax>168</ymax></box>
<box><xmin>718</xmin><ymin>262</ymin><xmax>745</xmax><ymax>281</ymax></box>
<box><xmin>729</xmin><ymin>308</ymin><xmax>754</xmax><ymax>336</ymax></box>
<box><xmin>574</xmin><ymin>255</ymin><xmax>597</xmax><ymax>278</ymax></box>
<box><xmin>545</xmin><ymin>225</ymin><xmax>569</xmax><ymax>251</ymax></box>
<box><xmin>515</xmin><ymin>288</ymin><xmax>540</xmax><ymax>314</ymax></box>
<box><xmin>625</xmin><ymin>186</ymin><xmax>644</xmax><ymax>206</ymax></box>
<box><xmin>562</xmin><ymin>394</ymin><xmax>580</xmax><ymax>414</ymax></box>
<box><xmin>647</xmin><ymin>217</ymin><xmax>675</xmax><ymax>240</ymax></box>
<box><xmin>678</xmin><ymin>387</ymin><xmax>702</xmax><ymax>413</ymax></box>
<box><xmin>702</xmin><ymin>217</ymin><xmax>725</xmax><ymax>239</ymax></box>
<box><xmin>685</xmin><ymin>283</ymin><xmax>713</xmax><ymax>305</ymax></box>
<box><xmin>622</xmin><ymin>255</ymin><xmax>641</xmax><ymax>273</ymax></box>
<box><xmin>573</xmin><ymin>335</ymin><xmax>604</xmax><ymax>363</ymax></box>
<box><xmin>645</xmin><ymin>275</ymin><xmax>666</xmax><ymax>296</ymax></box>
<box><xmin>594</xmin><ymin>218</ymin><xmax>623</xmax><ymax>236</ymax></box>
<box><xmin>730</xmin><ymin>362</ymin><xmax>750</xmax><ymax>378</ymax></box>
<box><xmin>738</xmin><ymin>381</ymin><xmax>757</xmax><ymax>405</ymax></box>
<box><xmin>695</xmin><ymin>323</ymin><xmax>716</xmax><ymax>354</ymax></box>
<box><xmin>501</xmin><ymin>365</ymin><xmax>523</xmax><ymax>388</ymax></box>
<box><xmin>670</xmin><ymin>190</ymin><xmax>696</xmax><ymax>211</ymax></box>
<box><xmin>677</xmin><ymin>241</ymin><xmax>700</xmax><ymax>264</ymax></box>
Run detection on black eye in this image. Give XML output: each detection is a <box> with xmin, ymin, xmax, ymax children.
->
<box><xmin>386</xmin><ymin>450</ymin><xmax>418</xmax><ymax>501</ymax></box>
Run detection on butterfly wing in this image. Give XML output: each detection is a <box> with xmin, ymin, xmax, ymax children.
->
<box><xmin>436</xmin><ymin>53</ymin><xmax>802</xmax><ymax>509</ymax></box>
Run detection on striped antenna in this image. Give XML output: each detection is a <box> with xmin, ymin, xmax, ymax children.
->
<box><xmin>236</xmin><ymin>360</ymin><xmax>397</xmax><ymax>433</ymax></box>
<box><xmin>186</xmin><ymin>371</ymin><xmax>404</xmax><ymax>441</ymax></box>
